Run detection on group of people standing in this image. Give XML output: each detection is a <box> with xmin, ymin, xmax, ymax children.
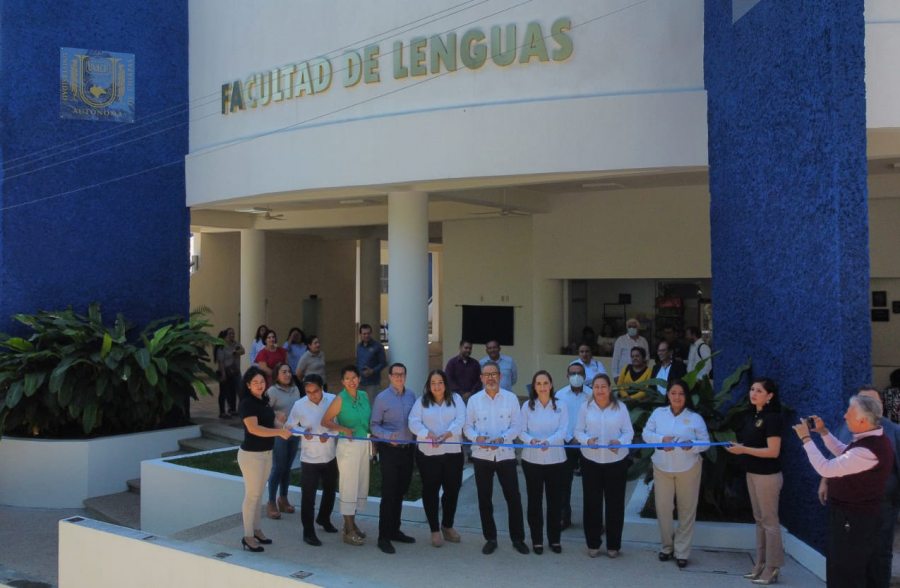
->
<box><xmin>222</xmin><ymin>324</ymin><xmax>898</xmax><ymax>588</ymax></box>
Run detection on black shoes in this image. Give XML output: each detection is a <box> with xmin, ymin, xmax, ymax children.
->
<box><xmin>676</xmin><ymin>559</ymin><xmax>688</xmax><ymax>568</ymax></box>
<box><xmin>241</xmin><ymin>538</ymin><xmax>264</xmax><ymax>552</ymax></box>
<box><xmin>533</xmin><ymin>545</ymin><xmax>544</xmax><ymax>555</ymax></box>
<box><xmin>377</xmin><ymin>538</ymin><xmax>396</xmax><ymax>554</ymax></box>
<box><xmin>482</xmin><ymin>540</ymin><xmax>498</xmax><ymax>555</ymax></box>
<box><xmin>317</xmin><ymin>520</ymin><xmax>339</xmax><ymax>533</ymax></box>
<box><xmin>658</xmin><ymin>552</ymin><xmax>673</xmax><ymax>561</ymax></box>
<box><xmin>550</xmin><ymin>544</ymin><xmax>562</xmax><ymax>554</ymax></box>
<box><xmin>512</xmin><ymin>541</ymin><xmax>530</xmax><ymax>555</ymax></box>
<box><xmin>392</xmin><ymin>531</ymin><xmax>416</xmax><ymax>544</ymax></box>
<box><xmin>253</xmin><ymin>533</ymin><xmax>272</xmax><ymax>545</ymax></box>
<box><xmin>303</xmin><ymin>534</ymin><xmax>322</xmax><ymax>547</ymax></box>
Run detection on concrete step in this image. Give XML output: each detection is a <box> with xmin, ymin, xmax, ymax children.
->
<box><xmin>200</xmin><ymin>422</ymin><xmax>243</xmax><ymax>445</ymax></box>
<box><xmin>83</xmin><ymin>491</ymin><xmax>141</xmax><ymax>529</ymax></box>
<box><xmin>178</xmin><ymin>436</ymin><xmax>233</xmax><ymax>454</ymax></box>
<box><xmin>126</xmin><ymin>478</ymin><xmax>141</xmax><ymax>495</ymax></box>
<box><xmin>161</xmin><ymin>448</ymin><xmax>188</xmax><ymax>458</ymax></box>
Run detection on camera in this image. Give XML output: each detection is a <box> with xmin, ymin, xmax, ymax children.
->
<box><xmin>805</xmin><ymin>416</ymin><xmax>816</xmax><ymax>431</ymax></box>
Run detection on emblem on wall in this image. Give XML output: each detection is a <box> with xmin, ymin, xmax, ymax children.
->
<box><xmin>60</xmin><ymin>48</ymin><xmax>135</xmax><ymax>123</ymax></box>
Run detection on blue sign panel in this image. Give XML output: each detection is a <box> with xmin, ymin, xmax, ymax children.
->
<box><xmin>60</xmin><ymin>48</ymin><xmax>135</xmax><ymax>123</ymax></box>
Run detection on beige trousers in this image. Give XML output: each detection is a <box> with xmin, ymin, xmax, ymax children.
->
<box><xmin>746</xmin><ymin>472</ymin><xmax>784</xmax><ymax>568</ymax></box>
<box><xmin>337</xmin><ymin>438</ymin><xmax>370</xmax><ymax>515</ymax></box>
<box><xmin>653</xmin><ymin>460</ymin><xmax>702</xmax><ymax>559</ymax></box>
<box><xmin>237</xmin><ymin>448</ymin><xmax>272</xmax><ymax>537</ymax></box>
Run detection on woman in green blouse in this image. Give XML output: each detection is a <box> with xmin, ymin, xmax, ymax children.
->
<box><xmin>321</xmin><ymin>365</ymin><xmax>372</xmax><ymax>545</ymax></box>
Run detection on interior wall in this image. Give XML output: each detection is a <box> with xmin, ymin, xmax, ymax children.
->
<box><xmin>870</xmin><ymin>198</ymin><xmax>900</xmax><ymax>387</ymax></box>
<box><xmin>532</xmin><ymin>186</ymin><xmax>713</xmax><ymax>278</ymax></box>
<box><xmin>189</xmin><ymin>232</ymin><xmax>240</xmax><ymax>340</ymax></box>
<box><xmin>442</xmin><ymin>215</ymin><xmax>534</xmax><ymax>393</ymax></box>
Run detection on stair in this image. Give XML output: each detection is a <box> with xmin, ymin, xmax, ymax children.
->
<box><xmin>81</xmin><ymin>421</ymin><xmax>242</xmax><ymax>528</ymax></box>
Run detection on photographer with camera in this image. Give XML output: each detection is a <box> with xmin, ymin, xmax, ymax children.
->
<box><xmin>795</xmin><ymin>394</ymin><xmax>895</xmax><ymax>588</ymax></box>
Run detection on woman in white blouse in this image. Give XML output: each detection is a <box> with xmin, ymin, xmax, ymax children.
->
<box><xmin>575</xmin><ymin>373</ymin><xmax>634</xmax><ymax>558</ymax></box>
<box><xmin>642</xmin><ymin>379</ymin><xmax>709</xmax><ymax>569</ymax></box>
<box><xmin>520</xmin><ymin>370</ymin><xmax>568</xmax><ymax>555</ymax></box>
<box><xmin>408</xmin><ymin>369</ymin><xmax>466</xmax><ymax>548</ymax></box>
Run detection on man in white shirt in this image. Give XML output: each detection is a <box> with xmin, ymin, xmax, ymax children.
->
<box><xmin>464</xmin><ymin>361</ymin><xmax>528</xmax><ymax>555</ymax></box>
<box><xmin>611</xmin><ymin>318</ymin><xmax>649</xmax><ymax>377</ymax></box>
<box><xmin>479</xmin><ymin>339</ymin><xmax>518</xmax><ymax>392</ymax></box>
<box><xmin>685</xmin><ymin>326</ymin><xmax>712</xmax><ymax>379</ymax></box>
<box><xmin>575</xmin><ymin>343</ymin><xmax>607</xmax><ymax>384</ymax></box>
<box><xmin>285</xmin><ymin>373</ymin><xmax>338</xmax><ymax>546</ymax></box>
<box><xmin>555</xmin><ymin>361</ymin><xmax>589</xmax><ymax>529</ymax></box>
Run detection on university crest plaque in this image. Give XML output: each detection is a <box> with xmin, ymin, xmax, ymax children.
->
<box><xmin>60</xmin><ymin>48</ymin><xmax>135</xmax><ymax>123</ymax></box>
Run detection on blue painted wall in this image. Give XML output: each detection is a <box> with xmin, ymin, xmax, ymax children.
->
<box><xmin>0</xmin><ymin>0</ymin><xmax>189</xmax><ymax>331</ymax></box>
<box><xmin>705</xmin><ymin>1</ymin><xmax>869</xmax><ymax>552</ymax></box>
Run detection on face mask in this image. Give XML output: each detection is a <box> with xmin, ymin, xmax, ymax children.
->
<box><xmin>627</xmin><ymin>327</ymin><xmax>638</xmax><ymax>337</ymax></box>
<box><xmin>568</xmin><ymin>374</ymin><xmax>585</xmax><ymax>388</ymax></box>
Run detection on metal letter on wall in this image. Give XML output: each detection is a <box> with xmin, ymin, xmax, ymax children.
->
<box><xmin>60</xmin><ymin>48</ymin><xmax>135</xmax><ymax>123</ymax></box>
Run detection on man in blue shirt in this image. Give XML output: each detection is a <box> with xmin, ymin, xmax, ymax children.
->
<box><xmin>357</xmin><ymin>323</ymin><xmax>386</xmax><ymax>393</ymax></box>
<box><xmin>370</xmin><ymin>363</ymin><xmax>418</xmax><ymax>554</ymax></box>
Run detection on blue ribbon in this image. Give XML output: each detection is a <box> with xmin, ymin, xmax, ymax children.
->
<box><xmin>289</xmin><ymin>429</ymin><xmax>730</xmax><ymax>450</ymax></box>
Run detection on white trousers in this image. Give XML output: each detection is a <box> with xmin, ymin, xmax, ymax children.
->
<box><xmin>336</xmin><ymin>438</ymin><xmax>370</xmax><ymax>515</ymax></box>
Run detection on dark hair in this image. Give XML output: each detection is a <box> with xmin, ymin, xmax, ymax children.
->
<box><xmin>566</xmin><ymin>361</ymin><xmax>586</xmax><ymax>375</ymax></box>
<box><xmin>359</xmin><ymin>323</ymin><xmax>372</xmax><ymax>333</ymax></box>
<box><xmin>890</xmin><ymin>369</ymin><xmax>900</xmax><ymax>389</ymax></box>
<box><xmin>459</xmin><ymin>338</ymin><xmax>471</xmax><ymax>347</ymax></box>
<box><xmin>686</xmin><ymin>326</ymin><xmax>701</xmax><ymax>339</ymax></box>
<box><xmin>389</xmin><ymin>363</ymin><xmax>407</xmax><ymax>375</ymax></box>
<box><xmin>590</xmin><ymin>373</ymin><xmax>618</xmax><ymax>408</ymax></box>
<box><xmin>422</xmin><ymin>369</ymin><xmax>454</xmax><ymax>408</ymax></box>
<box><xmin>287</xmin><ymin>327</ymin><xmax>305</xmax><ymax>344</ymax></box>
<box><xmin>264</xmin><ymin>329</ymin><xmax>277</xmax><ymax>342</ymax></box>
<box><xmin>302</xmin><ymin>373</ymin><xmax>325</xmax><ymax>390</ymax></box>
<box><xmin>307</xmin><ymin>334</ymin><xmax>319</xmax><ymax>345</ymax></box>
<box><xmin>242</xmin><ymin>366</ymin><xmax>268</xmax><ymax>402</ymax></box>
<box><xmin>340</xmin><ymin>364</ymin><xmax>360</xmax><ymax>379</ymax></box>
<box><xmin>254</xmin><ymin>324</ymin><xmax>268</xmax><ymax>342</ymax></box>
<box><xmin>630</xmin><ymin>346</ymin><xmax>647</xmax><ymax>360</ymax></box>
<box><xmin>666</xmin><ymin>379</ymin><xmax>695</xmax><ymax>411</ymax></box>
<box><xmin>528</xmin><ymin>370</ymin><xmax>557</xmax><ymax>410</ymax></box>
<box><xmin>753</xmin><ymin>377</ymin><xmax>781</xmax><ymax>411</ymax></box>
<box><xmin>272</xmin><ymin>362</ymin><xmax>293</xmax><ymax>385</ymax></box>
<box><xmin>214</xmin><ymin>328</ymin><xmax>229</xmax><ymax>358</ymax></box>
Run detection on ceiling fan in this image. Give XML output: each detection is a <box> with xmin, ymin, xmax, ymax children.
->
<box><xmin>467</xmin><ymin>189</ymin><xmax>530</xmax><ymax>217</ymax></box>
<box><xmin>235</xmin><ymin>206</ymin><xmax>285</xmax><ymax>220</ymax></box>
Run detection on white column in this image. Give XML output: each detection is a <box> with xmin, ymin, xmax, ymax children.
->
<box><xmin>240</xmin><ymin>229</ymin><xmax>266</xmax><ymax>370</ymax></box>
<box><xmin>358</xmin><ymin>238</ymin><xmax>381</xmax><ymax>333</ymax></box>
<box><xmin>430</xmin><ymin>249</ymin><xmax>441</xmax><ymax>342</ymax></box>
<box><xmin>388</xmin><ymin>192</ymin><xmax>429</xmax><ymax>392</ymax></box>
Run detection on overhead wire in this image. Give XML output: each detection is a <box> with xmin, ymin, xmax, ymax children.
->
<box><xmin>0</xmin><ymin>0</ymin><xmax>652</xmax><ymax>213</ymax></box>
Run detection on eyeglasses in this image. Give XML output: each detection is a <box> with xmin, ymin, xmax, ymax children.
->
<box><xmin>482</xmin><ymin>372</ymin><xmax>500</xmax><ymax>378</ymax></box>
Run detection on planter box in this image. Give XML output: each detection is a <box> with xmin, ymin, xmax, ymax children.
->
<box><xmin>141</xmin><ymin>447</ymin><xmax>429</xmax><ymax>536</ymax></box>
<box><xmin>0</xmin><ymin>425</ymin><xmax>200</xmax><ymax>508</ymax></box>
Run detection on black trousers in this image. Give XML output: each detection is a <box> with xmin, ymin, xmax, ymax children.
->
<box><xmin>522</xmin><ymin>460</ymin><xmax>565</xmax><ymax>546</ymax></box>
<box><xmin>300</xmin><ymin>458</ymin><xmax>337</xmax><ymax>537</ymax></box>
<box><xmin>827</xmin><ymin>505</ymin><xmax>882</xmax><ymax>588</ymax></box>
<box><xmin>377</xmin><ymin>444</ymin><xmax>414</xmax><ymax>540</ymax></box>
<box><xmin>560</xmin><ymin>446</ymin><xmax>581</xmax><ymax>524</ymax></box>
<box><xmin>416</xmin><ymin>451</ymin><xmax>464</xmax><ymax>532</ymax></box>
<box><xmin>581</xmin><ymin>458</ymin><xmax>628</xmax><ymax>550</ymax></box>
<box><xmin>472</xmin><ymin>457</ymin><xmax>525</xmax><ymax>542</ymax></box>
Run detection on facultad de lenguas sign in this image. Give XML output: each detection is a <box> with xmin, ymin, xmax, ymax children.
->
<box><xmin>221</xmin><ymin>17</ymin><xmax>573</xmax><ymax>115</ymax></box>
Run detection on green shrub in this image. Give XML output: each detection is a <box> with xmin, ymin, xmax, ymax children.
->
<box><xmin>0</xmin><ymin>303</ymin><xmax>219</xmax><ymax>438</ymax></box>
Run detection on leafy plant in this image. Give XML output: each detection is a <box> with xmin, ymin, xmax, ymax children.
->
<box><xmin>618</xmin><ymin>354</ymin><xmax>753</xmax><ymax>518</ymax></box>
<box><xmin>0</xmin><ymin>304</ymin><xmax>219</xmax><ymax>438</ymax></box>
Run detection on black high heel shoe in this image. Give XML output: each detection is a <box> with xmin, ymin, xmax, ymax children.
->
<box><xmin>241</xmin><ymin>538</ymin><xmax>264</xmax><ymax>552</ymax></box>
<box><xmin>253</xmin><ymin>533</ymin><xmax>273</xmax><ymax>545</ymax></box>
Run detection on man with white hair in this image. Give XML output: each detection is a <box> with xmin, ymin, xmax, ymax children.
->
<box><xmin>611</xmin><ymin>318</ymin><xmax>648</xmax><ymax>377</ymax></box>
<box><xmin>795</xmin><ymin>394</ymin><xmax>895</xmax><ymax>588</ymax></box>
<box><xmin>815</xmin><ymin>387</ymin><xmax>900</xmax><ymax>588</ymax></box>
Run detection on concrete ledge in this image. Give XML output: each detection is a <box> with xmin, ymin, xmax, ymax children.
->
<box><xmin>0</xmin><ymin>425</ymin><xmax>200</xmax><ymax>508</ymax></box>
<box><xmin>59</xmin><ymin>516</ymin><xmax>332</xmax><ymax>588</ymax></box>
<box><xmin>141</xmin><ymin>447</ymin><xmax>427</xmax><ymax>536</ymax></box>
<box><xmin>624</xmin><ymin>481</ymin><xmax>825</xmax><ymax>581</ymax></box>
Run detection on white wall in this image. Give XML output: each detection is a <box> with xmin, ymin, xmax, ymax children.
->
<box><xmin>187</xmin><ymin>0</ymin><xmax>707</xmax><ymax>204</ymax></box>
<box><xmin>866</xmin><ymin>0</ymin><xmax>900</xmax><ymax>128</ymax></box>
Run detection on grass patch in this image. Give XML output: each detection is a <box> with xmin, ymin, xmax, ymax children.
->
<box><xmin>169</xmin><ymin>449</ymin><xmax>423</xmax><ymax>501</ymax></box>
